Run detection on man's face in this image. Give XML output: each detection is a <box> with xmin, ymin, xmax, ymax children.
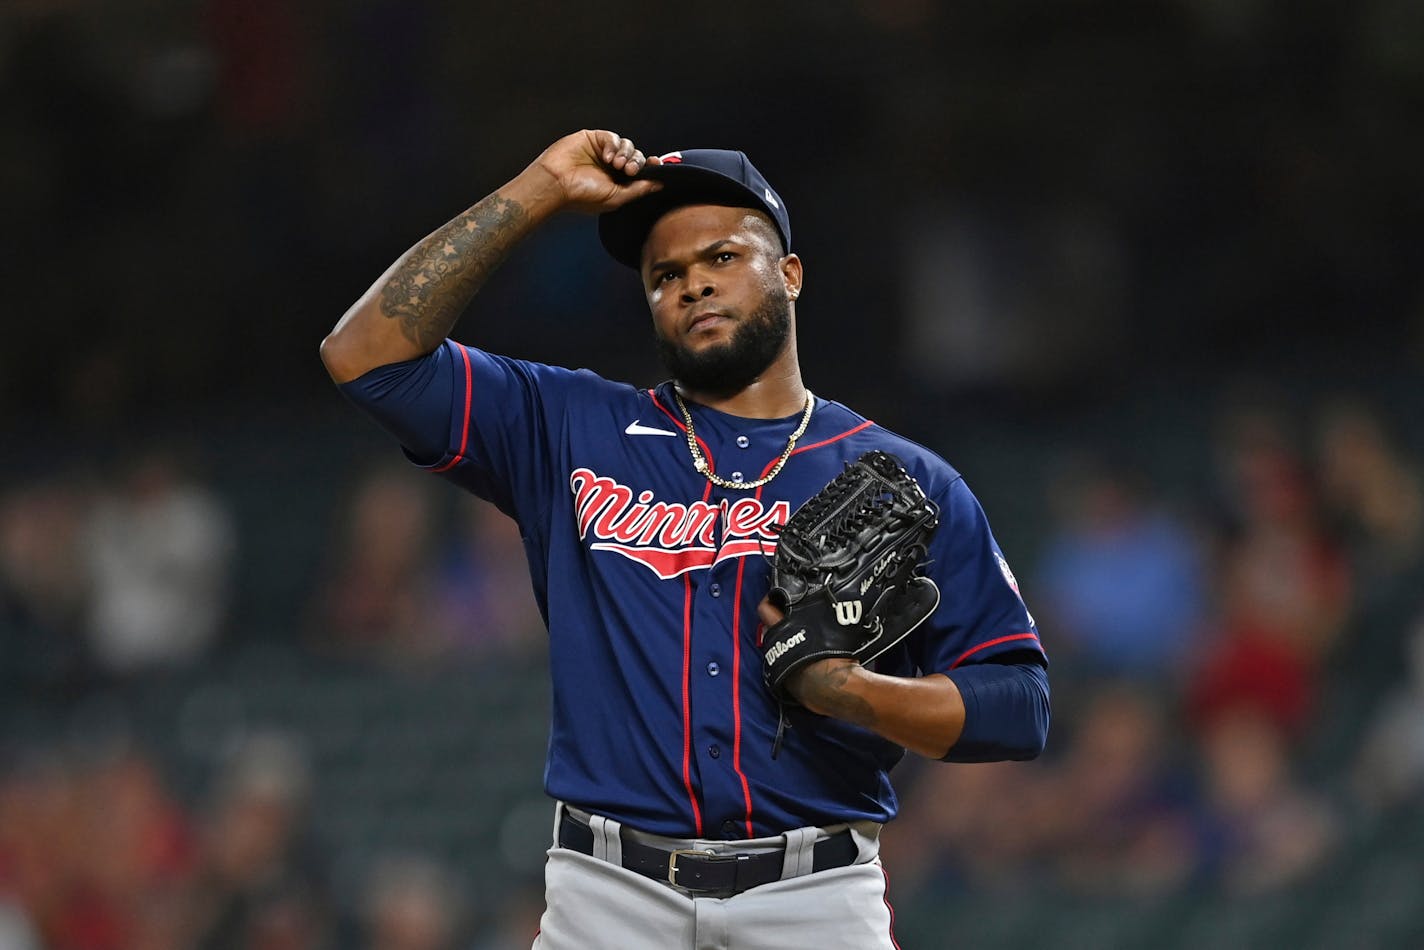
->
<box><xmin>641</xmin><ymin>204</ymin><xmax>799</xmax><ymax>397</ymax></box>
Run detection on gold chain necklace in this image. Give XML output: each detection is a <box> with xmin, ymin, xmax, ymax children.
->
<box><xmin>675</xmin><ymin>389</ymin><xmax>815</xmax><ymax>490</ymax></box>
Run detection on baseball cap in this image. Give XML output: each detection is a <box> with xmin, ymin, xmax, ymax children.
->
<box><xmin>598</xmin><ymin>149</ymin><xmax>791</xmax><ymax>269</ymax></box>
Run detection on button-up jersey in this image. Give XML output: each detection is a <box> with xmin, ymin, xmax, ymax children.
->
<box><xmin>358</xmin><ymin>340</ymin><xmax>1043</xmax><ymax>839</ymax></box>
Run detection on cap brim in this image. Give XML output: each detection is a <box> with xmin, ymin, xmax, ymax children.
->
<box><xmin>598</xmin><ymin>164</ymin><xmax>776</xmax><ymax>270</ymax></box>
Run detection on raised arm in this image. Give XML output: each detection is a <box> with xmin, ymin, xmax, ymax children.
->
<box><xmin>319</xmin><ymin>130</ymin><xmax>662</xmax><ymax>383</ymax></box>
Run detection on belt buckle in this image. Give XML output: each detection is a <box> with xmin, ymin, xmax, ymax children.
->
<box><xmin>667</xmin><ymin>848</ymin><xmax>717</xmax><ymax>887</ymax></box>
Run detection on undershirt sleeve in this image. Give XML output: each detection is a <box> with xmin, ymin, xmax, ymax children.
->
<box><xmin>943</xmin><ymin>658</ymin><xmax>1050</xmax><ymax>762</ymax></box>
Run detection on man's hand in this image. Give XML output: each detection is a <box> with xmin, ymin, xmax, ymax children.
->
<box><xmin>524</xmin><ymin>129</ymin><xmax>664</xmax><ymax>215</ymax></box>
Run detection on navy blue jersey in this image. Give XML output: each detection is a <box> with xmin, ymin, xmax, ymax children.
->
<box><xmin>346</xmin><ymin>340</ymin><xmax>1044</xmax><ymax>839</ymax></box>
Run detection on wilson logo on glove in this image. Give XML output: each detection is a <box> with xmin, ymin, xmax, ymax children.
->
<box><xmin>764</xmin><ymin>630</ymin><xmax>807</xmax><ymax>666</ymax></box>
<box><xmin>833</xmin><ymin>601</ymin><xmax>863</xmax><ymax>626</ymax></box>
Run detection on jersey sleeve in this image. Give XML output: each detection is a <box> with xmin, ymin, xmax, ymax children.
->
<box><xmin>339</xmin><ymin>339</ymin><xmax>597</xmax><ymax>522</ymax></box>
<box><xmin>910</xmin><ymin>476</ymin><xmax>1046</xmax><ymax>674</ymax></box>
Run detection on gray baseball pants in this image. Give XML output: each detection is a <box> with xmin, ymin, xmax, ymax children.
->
<box><xmin>532</xmin><ymin>803</ymin><xmax>900</xmax><ymax>950</ymax></box>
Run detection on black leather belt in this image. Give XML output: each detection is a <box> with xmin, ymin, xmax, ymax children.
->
<box><xmin>557</xmin><ymin>813</ymin><xmax>860</xmax><ymax>897</ymax></box>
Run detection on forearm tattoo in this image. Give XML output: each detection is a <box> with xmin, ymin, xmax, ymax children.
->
<box><xmin>378</xmin><ymin>194</ymin><xmax>529</xmax><ymax>349</ymax></box>
<box><xmin>799</xmin><ymin>664</ymin><xmax>876</xmax><ymax>728</ymax></box>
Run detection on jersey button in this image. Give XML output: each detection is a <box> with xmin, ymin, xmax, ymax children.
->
<box><xmin>708</xmin><ymin>744</ymin><xmax>721</xmax><ymax>759</ymax></box>
<box><xmin>736</xmin><ymin>435</ymin><xmax>749</xmax><ymax>448</ymax></box>
<box><xmin>710</xmin><ymin>583</ymin><xmax>721</xmax><ymax>597</ymax></box>
<box><xmin>706</xmin><ymin>662</ymin><xmax>720</xmax><ymax>676</ymax></box>
<box><xmin>721</xmin><ymin>820</ymin><xmax>742</xmax><ymax>839</ymax></box>
<box><xmin>731</xmin><ymin>471</ymin><xmax>744</xmax><ymax>481</ymax></box>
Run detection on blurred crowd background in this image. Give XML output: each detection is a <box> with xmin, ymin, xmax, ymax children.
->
<box><xmin>4</xmin><ymin>1</ymin><xmax>1424</xmax><ymax>948</ymax></box>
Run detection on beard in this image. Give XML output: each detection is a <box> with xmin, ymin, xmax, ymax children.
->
<box><xmin>655</xmin><ymin>290</ymin><xmax>792</xmax><ymax>398</ymax></box>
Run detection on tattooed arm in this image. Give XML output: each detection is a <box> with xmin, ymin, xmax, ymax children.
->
<box><xmin>320</xmin><ymin>130</ymin><xmax>663</xmax><ymax>383</ymax></box>
<box><xmin>794</xmin><ymin>659</ymin><xmax>970</xmax><ymax>760</ymax></box>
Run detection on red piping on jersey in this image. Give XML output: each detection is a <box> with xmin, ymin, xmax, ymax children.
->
<box><xmin>430</xmin><ymin>345</ymin><xmax>474</xmax><ymax>473</ymax></box>
<box><xmin>756</xmin><ymin>419</ymin><xmax>875</xmax><ymax>479</ymax></box>
<box><xmin>881</xmin><ymin>866</ymin><xmax>902</xmax><ymax>950</ymax></box>
<box><xmin>680</xmin><ymin>572</ymin><xmax>704</xmax><ymax>836</ymax></box>
<box><xmin>752</xmin><ymin>419</ymin><xmax>877</xmax><ymax>491</ymax></box>
<box><xmin>651</xmin><ymin>388</ymin><xmax>709</xmax><ymax>834</ymax></box>
<box><xmin>730</xmin><ymin>555</ymin><xmax>755</xmax><ymax>839</ymax></box>
<box><xmin>947</xmin><ymin>632</ymin><xmax>1041</xmax><ymax>670</ymax></box>
<box><xmin>649</xmin><ymin>389</ymin><xmax>716</xmax><ymax>469</ymax></box>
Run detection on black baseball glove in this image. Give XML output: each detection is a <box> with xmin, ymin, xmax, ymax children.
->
<box><xmin>760</xmin><ymin>450</ymin><xmax>941</xmax><ymax>754</ymax></box>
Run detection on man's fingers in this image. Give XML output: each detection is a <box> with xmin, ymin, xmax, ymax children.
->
<box><xmin>605</xmin><ymin>135</ymin><xmax>626</xmax><ymax>166</ymax></box>
<box><xmin>611</xmin><ymin>136</ymin><xmax>637</xmax><ymax>171</ymax></box>
<box><xmin>598</xmin><ymin>129</ymin><xmax>620</xmax><ymax>163</ymax></box>
<box><xmin>584</xmin><ymin>129</ymin><xmax>656</xmax><ymax>173</ymax></box>
<box><xmin>757</xmin><ymin>598</ymin><xmax>785</xmax><ymax>626</ymax></box>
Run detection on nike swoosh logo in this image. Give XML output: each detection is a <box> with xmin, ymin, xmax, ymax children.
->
<box><xmin>625</xmin><ymin>420</ymin><xmax>678</xmax><ymax>437</ymax></box>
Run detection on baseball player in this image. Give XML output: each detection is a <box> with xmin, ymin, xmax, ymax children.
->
<box><xmin>321</xmin><ymin>130</ymin><xmax>1049</xmax><ymax>949</ymax></box>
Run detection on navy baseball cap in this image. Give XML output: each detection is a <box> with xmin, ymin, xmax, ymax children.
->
<box><xmin>598</xmin><ymin>149</ymin><xmax>791</xmax><ymax>269</ymax></box>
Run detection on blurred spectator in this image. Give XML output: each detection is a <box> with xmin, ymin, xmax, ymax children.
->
<box><xmin>309</xmin><ymin>467</ymin><xmax>437</xmax><ymax>662</ymax></box>
<box><xmin>310</xmin><ymin>469</ymin><xmax>549</xmax><ymax>663</ymax></box>
<box><xmin>1353</xmin><ymin>621</ymin><xmax>1424</xmax><ymax>812</ymax></box>
<box><xmin>1194</xmin><ymin>707</ymin><xmax>1338</xmax><ymax>894</ymax></box>
<box><xmin>0</xmin><ymin>479</ymin><xmax>91</xmax><ymax>684</ymax></box>
<box><xmin>359</xmin><ymin>855</ymin><xmax>461</xmax><ymax>950</ymax></box>
<box><xmin>468</xmin><ymin>884</ymin><xmax>544</xmax><ymax>950</ymax></box>
<box><xmin>1035</xmin><ymin>457</ymin><xmax>1207</xmax><ymax>681</ymax></box>
<box><xmin>0</xmin><ymin>746</ymin><xmax>194</xmax><ymax>950</ymax></box>
<box><xmin>1187</xmin><ymin>634</ymin><xmax>1315</xmax><ymax>739</ymax></box>
<box><xmin>0</xmin><ymin>898</ymin><xmax>40</xmax><ymax>950</ymax></box>
<box><xmin>1185</xmin><ymin>404</ymin><xmax>1353</xmax><ymax>754</ymax></box>
<box><xmin>0</xmin><ymin>756</ymin><xmax>82</xmax><ymax>949</ymax></box>
<box><xmin>187</xmin><ymin>733</ymin><xmax>330</xmax><ymax>950</ymax></box>
<box><xmin>879</xmin><ymin>757</ymin><xmax>1055</xmax><ymax>897</ymax></box>
<box><xmin>83</xmin><ymin>449</ymin><xmax>235</xmax><ymax>675</ymax></box>
<box><xmin>1317</xmin><ymin>399</ymin><xmax>1424</xmax><ymax>615</ymax></box>
<box><xmin>1042</xmin><ymin>686</ymin><xmax>1199</xmax><ymax>896</ymax></box>
<box><xmin>65</xmin><ymin>749</ymin><xmax>196</xmax><ymax>950</ymax></box>
<box><xmin>428</xmin><ymin>497</ymin><xmax>546</xmax><ymax>659</ymax></box>
<box><xmin>1211</xmin><ymin>405</ymin><xmax>1351</xmax><ymax>663</ymax></box>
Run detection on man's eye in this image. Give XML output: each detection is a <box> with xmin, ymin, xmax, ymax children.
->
<box><xmin>716</xmin><ymin>252</ymin><xmax>736</xmax><ymax>263</ymax></box>
<box><xmin>660</xmin><ymin>271</ymin><xmax>680</xmax><ymax>284</ymax></box>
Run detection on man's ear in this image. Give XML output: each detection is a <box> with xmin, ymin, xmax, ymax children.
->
<box><xmin>781</xmin><ymin>253</ymin><xmax>803</xmax><ymax>300</ymax></box>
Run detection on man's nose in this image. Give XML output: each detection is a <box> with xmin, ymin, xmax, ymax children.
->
<box><xmin>681</xmin><ymin>271</ymin><xmax>716</xmax><ymax>303</ymax></box>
